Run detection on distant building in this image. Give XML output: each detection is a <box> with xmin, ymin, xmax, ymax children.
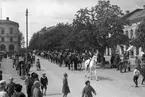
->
<box><xmin>105</xmin><ymin>6</ymin><xmax>145</xmax><ymax>56</ymax></box>
<box><xmin>0</xmin><ymin>17</ymin><xmax>20</xmax><ymax>52</ymax></box>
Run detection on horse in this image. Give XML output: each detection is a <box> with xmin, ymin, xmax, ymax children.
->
<box><xmin>84</xmin><ymin>54</ymin><xmax>98</xmax><ymax>80</ymax></box>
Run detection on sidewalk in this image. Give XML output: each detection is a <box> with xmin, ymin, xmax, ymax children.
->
<box><xmin>1</xmin><ymin>57</ymin><xmax>26</xmax><ymax>94</ymax></box>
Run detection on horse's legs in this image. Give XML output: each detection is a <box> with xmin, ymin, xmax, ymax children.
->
<box><xmin>85</xmin><ymin>67</ymin><xmax>88</xmax><ymax>77</ymax></box>
<box><xmin>85</xmin><ymin>68</ymin><xmax>87</xmax><ymax>77</ymax></box>
<box><xmin>90</xmin><ymin>69</ymin><xmax>93</xmax><ymax>80</ymax></box>
<box><xmin>95</xmin><ymin>69</ymin><xmax>99</xmax><ymax>81</ymax></box>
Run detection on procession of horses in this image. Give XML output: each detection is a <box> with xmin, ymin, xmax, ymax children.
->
<box><xmin>33</xmin><ymin>45</ymin><xmax>144</xmax><ymax>81</ymax></box>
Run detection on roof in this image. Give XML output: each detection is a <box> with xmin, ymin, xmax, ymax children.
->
<box><xmin>123</xmin><ymin>9</ymin><xmax>145</xmax><ymax>24</ymax></box>
<box><xmin>0</xmin><ymin>20</ymin><xmax>19</xmax><ymax>27</ymax></box>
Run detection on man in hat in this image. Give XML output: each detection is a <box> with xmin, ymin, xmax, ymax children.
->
<box><xmin>11</xmin><ymin>84</ymin><xmax>26</xmax><ymax>97</ymax></box>
<box><xmin>133</xmin><ymin>66</ymin><xmax>140</xmax><ymax>87</ymax></box>
<box><xmin>82</xmin><ymin>80</ymin><xmax>96</xmax><ymax>97</ymax></box>
<box><xmin>0</xmin><ymin>80</ymin><xmax>9</xmax><ymax>97</ymax></box>
<box><xmin>40</xmin><ymin>73</ymin><xmax>48</xmax><ymax>96</ymax></box>
<box><xmin>6</xmin><ymin>77</ymin><xmax>16</xmax><ymax>97</ymax></box>
<box><xmin>25</xmin><ymin>73</ymin><xmax>33</xmax><ymax>97</ymax></box>
<box><xmin>32</xmin><ymin>81</ymin><xmax>43</xmax><ymax>97</ymax></box>
<box><xmin>141</xmin><ymin>65</ymin><xmax>145</xmax><ymax>85</ymax></box>
<box><xmin>36</xmin><ymin>59</ymin><xmax>41</xmax><ymax>71</ymax></box>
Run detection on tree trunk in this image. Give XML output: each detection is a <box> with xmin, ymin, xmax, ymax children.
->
<box><xmin>98</xmin><ymin>46</ymin><xmax>106</xmax><ymax>67</ymax></box>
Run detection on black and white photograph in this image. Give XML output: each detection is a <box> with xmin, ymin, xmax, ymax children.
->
<box><xmin>0</xmin><ymin>0</ymin><xmax>145</xmax><ymax>97</ymax></box>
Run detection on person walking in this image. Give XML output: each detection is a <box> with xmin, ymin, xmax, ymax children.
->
<box><xmin>62</xmin><ymin>73</ymin><xmax>70</xmax><ymax>97</ymax></box>
<box><xmin>141</xmin><ymin>65</ymin><xmax>145</xmax><ymax>85</ymax></box>
<box><xmin>6</xmin><ymin>77</ymin><xmax>16</xmax><ymax>97</ymax></box>
<box><xmin>32</xmin><ymin>81</ymin><xmax>43</xmax><ymax>97</ymax></box>
<box><xmin>36</xmin><ymin>59</ymin><xmax>41</xmax><ymax>71</ymax></box>
<box><xmin>0</xmin><ymin>80</ymin><xmax>9</xmax><ymax>97</ymax></box>
<box><xmin>25</xmin><ymin>73</ymin><xmax>33</xmax><ymax>97</ymax></box>
<box><xmin>11</xmin><ymin>84</ymin><xmax>26</xmax><ymax>97</ymax></box>
<box><xmin>133</xmin><ymin>67</ymin><xmax>140</xmax><ymax>87</ymax></box>
<box><xmin>82</xmin><ymin>80</ymin><xmax>96</xmax><ymax>97</ymax></box>
<box><xmin>40</xmin><ymin>73</ymin><xmax>48</xmax><ymax>96</ymax></box>
<box><xmin>135</xmin><ymin>56</ymin><xmax>141</xmax><ymax>72</ymax></box>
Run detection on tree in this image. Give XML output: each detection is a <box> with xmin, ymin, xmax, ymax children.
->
<box><xmin>18</xmin><ymin>31</ymin><xmax>25</xmax><ymax>48</ymax></box>
<box><xmin>29</xmin><ymin>23</ymin><xmax>73</xmax><ymax>50</ymax></box>
<box><xmin>73</xmin><ymin>0</ymin><xmax>128</xmax><ymax>62</ymax></box>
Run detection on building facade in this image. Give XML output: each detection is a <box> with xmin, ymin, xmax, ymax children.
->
<box><xmin>105</xmin><ymin>7</ymin><xmax>145</xmax><ymax>56</ymax></box>
<box><xmin>0</xmin><ymin>17</ymin><xmax>20</xmax><ymax>52</ymax></box>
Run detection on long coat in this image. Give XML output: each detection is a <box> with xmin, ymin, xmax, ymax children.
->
<box><xmin>62</xmin><ymin>78</ymin><xmax>70</xmax><ymax>94</ymax></box>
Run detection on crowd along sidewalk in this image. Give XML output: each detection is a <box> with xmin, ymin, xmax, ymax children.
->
<box><xmin>0</xmin><ymin>57</ymin><xmax>62</xmax><ymax>97</ymax></box>
<box><xmin>1</xmin><ymin>57</ymin><xmax>26</xmax><ymax>94</ymax></box>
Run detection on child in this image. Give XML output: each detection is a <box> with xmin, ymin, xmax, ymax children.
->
<box><xmin>40</xmin><ymin>73</ymin><xmax>48</xmax><ymax>96</ymax></box>
<box><xmin>82</xmin><ymin>80</ymin><xmax>96</xmax><ymax>97</ymax></box>
<box><xmin>62</xmin><ymin>73</ymin><xmax>70</xmax><ymax>97</ymax></box>
<box><xmin>133</xmin><ymin>67</ymin><xmax>140</xmax><ymax>87</ymax></box>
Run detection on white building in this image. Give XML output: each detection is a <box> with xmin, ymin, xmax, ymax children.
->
<box><xmin>0</xmin><ymin>17</ymin><xmax>21</xmax><ymax>52</ymax></box>
<box><xmin>105</xmin><ymin>7</ymin><xmax>145</xmax><ymax>57</ymax></box>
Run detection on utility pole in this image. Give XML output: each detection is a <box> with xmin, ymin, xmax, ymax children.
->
<box><xmin>26</xmin><ymin>9</ymin><xmax>28</xmax><ymax>69</ymax></box>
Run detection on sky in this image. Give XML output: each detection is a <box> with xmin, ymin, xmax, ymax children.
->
<box><xmin>0</xmin><ymin>0</ymin><xmax>145</xmax><ymax>45</ymax></box>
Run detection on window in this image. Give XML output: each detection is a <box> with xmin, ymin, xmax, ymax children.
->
<box><xmin>1</xmin><ymin>28</ymin><xmax>4</xmax><ymax>34</ymax></box>
<box><xmin>136</xmin><ymin>47</ymin><xmax>139</xmax><ymax>55</ymax></box>
<box><xmin>126</xmin><ymin>30</ymin><xmax>128</xmax><ymax>36</ymax></box>
<box><xmin>10</xmin><ymin>37</ymin><xmax>13</xmax><ymax>42</ymax></box>
<box><xmin>130</xmin><ymin>29</ymin><xmax>133</xmax><ymax>38</ymax></box>
<box><xmin>10</xmin><ymin>27</ymin><xmax>13</xmax><ymax>34</ymax></box>
<box><xmin>1</xmin><ymin>37</ymin><xmax>4</xmax><ymax>42</ymax></box>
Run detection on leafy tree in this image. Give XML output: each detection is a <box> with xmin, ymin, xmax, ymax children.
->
<box><xmin>29</xmin><ymin>23</ymin><xmax>73</xmax><ymax>50</ymax></box>
<box><xmin>29</xmin><ymin>0</ymin><xmax>129</xmax><ymax>62</ymax></box>
<box><xmin>73</xmin><ymin>0</ymin><xmax>128</xmax><ymax>61</ymax></box>
<box><xmin>18</xmin><ymin>31</ymin><xmax>25</xmax><ymax>48</ymax></box>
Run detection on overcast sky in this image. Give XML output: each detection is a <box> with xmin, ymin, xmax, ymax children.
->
<box><xmin>0</xmin><ymin>0</ymin><xmax>145</xmax><ymax>43</ymax></box>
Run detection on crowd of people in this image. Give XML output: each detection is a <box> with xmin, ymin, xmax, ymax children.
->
<box><xmin>0</xmin><ymin>52</ymin><xmax>98</xmax><ymax>97</ymax></box>
<box><xmin>0</xmin><ymin>49</ymin><xmax>145</xmax><ymax>97</ymax></box>
<box><xmin>35</xmin><ymin>49</ymin><xmax>145</xmax><ymax>88</ymax></box>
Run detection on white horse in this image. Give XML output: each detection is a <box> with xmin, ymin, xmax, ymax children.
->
<box><xmin>84</xmin><ymin>54</ymin><xmax>98</xmax><ymax>80</ymax></box>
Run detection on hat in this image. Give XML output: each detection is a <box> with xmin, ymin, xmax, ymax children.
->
<box><xmin>85</xmin><ymin>80</ymin><xmax>90</xmax><ymax>85</ymax></box>
<box><xmin>0</xmin><ymin>80</ymin><xmax>6</xmax><ymax>85</ymax></box>
<box><xmin>42</xmin><ymin>73</ymin><xmax>46</xmax><ymax>75</ymax></box>
<box><xmin>33</xmin><ymin>81</ymin><xmax>41</xmax><ymax>87</ymax></box>
<box><xmin>63</xmin><ymin>73</ymin><xmax>68</xmax><ymax>77</ymax></box>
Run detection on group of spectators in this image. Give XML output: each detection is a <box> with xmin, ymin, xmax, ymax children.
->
<box><xmin>0</xmin><ymin>71</ymin><xmax>48</xmax><ymax>97</ymax></box>
<box><xmin>0</xmin><ymin>78</ymin><xmax>25</xmax><ymax>97</ymax></box>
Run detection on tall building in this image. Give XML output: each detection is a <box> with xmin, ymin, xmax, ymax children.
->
<box><xmin>105</xmin><ymin>6</ymin><xmax>145</xmax><ymax>56</ymax></box>
<box><xmin>0</xmin><ymin>17</ymin><xmax>20</xmax><ymax>52</ymax></box>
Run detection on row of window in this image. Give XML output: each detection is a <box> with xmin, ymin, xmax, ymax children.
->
<box><xmin>106</xmin><ymin>47</ymin><xmax>140</xmax><ymax>56</ymax></box>
<box><xmin>1</xmin><ymin>37</ymin><xmax>13</xmax><ymax>42</ymax></box>
<box><xmin>0</xmin><ymin>27</ymin><xmax>13</xmax><ymax>34</ymax></box>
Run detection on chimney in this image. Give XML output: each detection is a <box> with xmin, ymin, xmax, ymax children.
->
<box><xmin>126</xmin><ymin>10</ymin><xmax>130</xmax><ymax>14</ymax></box>
<box><xmin>6</xmin><ymin>17</ymin><xmax>9</xmax><ymax>20</ymax></box>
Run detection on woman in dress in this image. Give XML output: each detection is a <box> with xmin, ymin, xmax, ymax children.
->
<box><xmin>62</xmin><ymin>73</ymin><xmax>70</xmax><ymax>97</ymax></box>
